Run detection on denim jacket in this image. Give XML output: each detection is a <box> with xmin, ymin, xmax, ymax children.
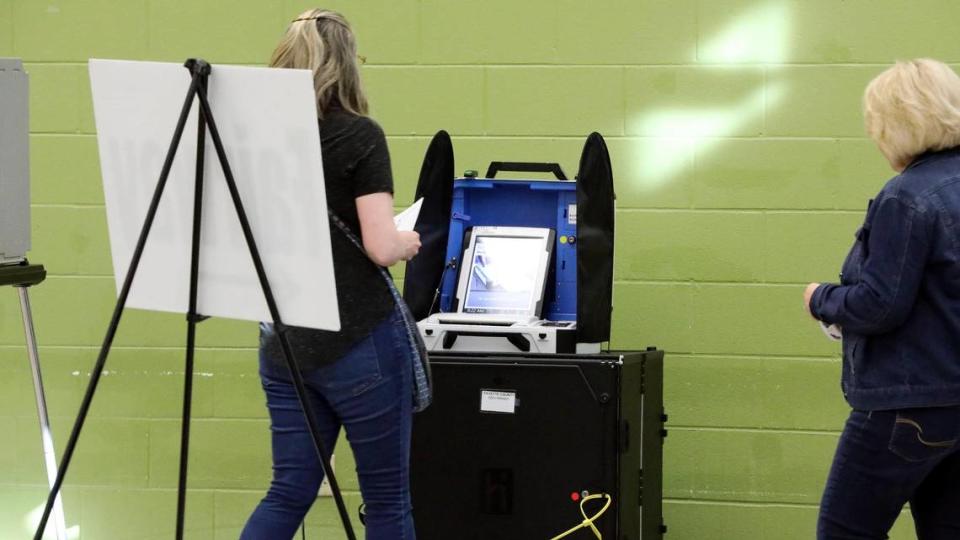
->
<box><xmin>811</xmin><ymin>148</ymin><xmax>960</xmax><ymax>410</ymax></box>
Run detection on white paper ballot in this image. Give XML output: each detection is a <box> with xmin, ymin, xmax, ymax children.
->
<box><xmin>820</xmin><ymin>321</ymin><xmax>842</xmax><ymax>341</ymax></box>
<box><xmin>394</xmin><ymin>198</ymin><xmax>424</xmax><ymax>232</ymax></box>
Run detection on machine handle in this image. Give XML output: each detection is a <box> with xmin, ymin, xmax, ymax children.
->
<box><xmin>484</xmin><ymin>162</ymin><xmax>568</xmax><ymax>180</ymax></box>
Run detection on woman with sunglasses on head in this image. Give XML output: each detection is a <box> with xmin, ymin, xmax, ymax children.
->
<box><xmin>241</xmin><ymin>9</ymin><xmax>420</xmax><ymax>540</ymax></box>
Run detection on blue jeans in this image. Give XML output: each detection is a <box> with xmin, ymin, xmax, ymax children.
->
<box><xmin>241</xmin><ymin>312</ymin><xmax>416</xmax><ymax>540</ymax></box>
<box><xmin>818</xmin><ymin>407</ymin><xmax>960</xmax><ymax>539</ymax></box>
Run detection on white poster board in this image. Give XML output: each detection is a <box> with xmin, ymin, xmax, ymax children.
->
<box><xmin>90</xmin><ymin>59</ymin><xmax>340</xmax><ymax>331</ymax></box>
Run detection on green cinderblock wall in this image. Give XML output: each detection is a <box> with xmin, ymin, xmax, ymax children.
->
<box><xmin>1</xmin><ymin>0</ymin><xmax>950</xmax><ymax>538</ymax></box>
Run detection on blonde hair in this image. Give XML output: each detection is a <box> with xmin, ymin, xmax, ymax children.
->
<box><xmin>864</xmin><ymin>59</ymin><xmax>960</xmax><ymax>170</ymax></box>
<box><xmin>270</xmin><ymin>9</ymin><xmax>368</xmax><ymax>119</ymax></box>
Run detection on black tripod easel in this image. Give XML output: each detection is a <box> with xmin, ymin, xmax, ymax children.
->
<box><xmin>34</xmin><ymin>59</ymin><xmax>356</xmax><ymax>540</ymax></box>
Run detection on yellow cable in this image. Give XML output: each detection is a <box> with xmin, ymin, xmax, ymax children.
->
<box><xmin>549</xmin><ymin>493</ymin><xmax>613</xmax><ymax>540</ymax></box>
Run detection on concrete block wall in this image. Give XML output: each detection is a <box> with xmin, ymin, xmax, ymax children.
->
<box><xmin>2</xmin><ymin>0</ymin><xmax>953</xmax><ymax>537</ymax></box>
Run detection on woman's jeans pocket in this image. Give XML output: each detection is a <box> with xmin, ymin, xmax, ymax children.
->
<box><xmin>316</xmin><ymin>334</ymin><xmax>383</xmax><ymax>400</ymax></box>
<box><xmin>888</xmin><ymin>406</ymin><xmax>960</xmax><ymax>462</ymax></box>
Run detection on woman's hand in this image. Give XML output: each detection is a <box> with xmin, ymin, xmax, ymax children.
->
<box><xmin>398</xmin><ymin>231</ymin><xmax>421</xmax><ymax>261</ymax></box>
<box><xmin>804</xmin><ymin>282</ymin><xmax>820</xmax><ymax>318</ymax></box>
<box><xmin>356</xmin><ymin>193</ymin><xmax>421</xmax><ymax>266</ymax></box>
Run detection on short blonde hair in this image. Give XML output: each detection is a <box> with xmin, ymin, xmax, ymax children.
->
<box><xmin>270</xmin><ymin>9</ymin><xmax>368</xmax><ymax>119</ymax></box>
<box><xmin>864</xmin><ymin>59</ymin><xmax>960</xmax><ymax>170</ymax></box>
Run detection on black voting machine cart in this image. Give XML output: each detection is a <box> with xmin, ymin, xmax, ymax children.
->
<box><xmin>402</xmin><ymin>132</ymin><xmax>667</xmax><ymax>539</ymax></box>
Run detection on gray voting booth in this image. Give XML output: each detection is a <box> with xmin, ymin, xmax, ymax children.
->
<box><xmin>0</xmin><ymin>58</ymin><xmax>68</xmax><ymax>540</ymax></box>
<box><xmin>0</xmin><ymin>58</ymin><xmax>30</xmax><ymax>264</ymax></box>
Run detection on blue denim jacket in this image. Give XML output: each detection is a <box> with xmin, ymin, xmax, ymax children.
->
<box><xmin>811</xmin><ymin>148</ymin><xmax>960</xmax><ymax>410</ymax></box>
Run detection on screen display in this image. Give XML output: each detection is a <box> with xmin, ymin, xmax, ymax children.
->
<box><xmin>462</xmin><ymin>236</ymin><xmax>545</xmax><ymax>315</ymax></box>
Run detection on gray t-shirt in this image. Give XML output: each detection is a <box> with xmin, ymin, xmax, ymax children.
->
<box><xmin>260</xmin><ymin>109</ymin><xmax>395</xmax><ymax>371</ymax></box>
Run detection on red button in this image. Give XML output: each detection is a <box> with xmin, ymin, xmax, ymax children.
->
<box><xmin>570</xmin><ymin>492</ymin><xmax>581</xmax><ymax>502</ymax></box>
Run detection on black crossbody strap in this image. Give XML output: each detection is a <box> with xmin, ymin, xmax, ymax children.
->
<box><xmin>327</xmin><ymin>211</ymin><xmax>433</xmax><ymax>412</ymax></box>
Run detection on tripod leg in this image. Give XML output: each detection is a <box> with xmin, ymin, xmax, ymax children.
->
<box><xmin>176</xmin><ymin>72</ymin><xmax>209</xmax><ymax>540</ymax></box>
<box><xmin>34</xmin><ymin>75</ymin><xmax>203</xmax><ymax>540</ymax></box>
<box><xmin>19</xmin><ymin>287</ymin><xmax>68</xmax><ymax>540</ymax></box>
<box><xmin>176</xmin><ymin>340</ymin><xmax>196</xmax><ymax>540</ymax></box>
<box><xmin>194</xmin><ymin>84</ymin><xmax>357</xmax><ymax>540</ymax></box>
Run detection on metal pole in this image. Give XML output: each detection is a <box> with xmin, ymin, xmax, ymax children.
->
<box><xmin>18</xmin><ymin>286</ymin><xmax>68</xmax><ymax>540</ymax></box>
<box><xmin>176</xmin><ymin>59</ymin><xmax>210</xmax><ymax>540</ymax></box>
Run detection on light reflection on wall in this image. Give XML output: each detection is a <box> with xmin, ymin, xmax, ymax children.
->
<box><xmin>25</xmin><ymin>504</ymin><xmax>80</xmax><ymax>540</ymax></box>
<box><xmin>633</xmin><ymin>1</ymin><xmax>790</xmax><ymax>189</ymax></box>
<box><xmin>699</xmin><ymin>2</ymin><xmax>790</xmax><ymax>64</ymax></box>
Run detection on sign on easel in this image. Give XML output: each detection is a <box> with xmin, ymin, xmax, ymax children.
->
<box><xmin>89</xmin><ymin>59</ymin><xmax>339</xmax><ymax>331</ymax></box>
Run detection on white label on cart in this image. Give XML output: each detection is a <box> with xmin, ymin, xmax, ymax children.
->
<box><xmin>481</xmin><ymin>390</ymin><xmax>517</xmax><ymax>414</ymax></box>
<box><xmin>568</xmin><ymin>204</ymin><xmax>577</xmax><ymax>225</ymax></box>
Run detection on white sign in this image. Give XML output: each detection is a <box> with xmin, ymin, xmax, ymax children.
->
<box><xmin>90</xmin><ymin>59</ymin><xmax>340</xmax><ymax>331</ymax></box>
<box><xmin>480</xmin><ymin>390</ymin><xmax>517</xmax><ymax>414</ymax></box>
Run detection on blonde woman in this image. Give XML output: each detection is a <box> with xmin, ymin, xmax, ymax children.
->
<box><xmin>805</xmin><ymin>59</ymin><xmax>960</xmax><ymax>539</ymax></box>
<box><xmin>242</xmin><ymin>9</ymin><xmax>420</xmax><ymax>539</ymax></box>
